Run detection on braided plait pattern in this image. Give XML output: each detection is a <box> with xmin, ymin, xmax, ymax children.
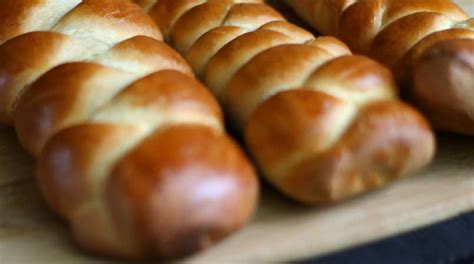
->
<box><xmin>284</xmin><ymin>0</ymin><xmax>474</xmax><ymax>134</ymax></box>
<box><xmin>0</xmin><ymin>0</ymin><xmax>258</xmax><ymax>259</ymax></box>
<box><xmin>138</xmin><ymin>0</ymin><xmax>435</xmax><ymax>204</ymax></box>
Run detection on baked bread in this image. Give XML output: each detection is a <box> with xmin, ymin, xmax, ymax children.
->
<box><xmin>283</xmin><ymin>0</ymin><xmax>474</xmax><ymax>134</ymax></box>
<box><xmin>0</xmin><ymin>0</ymin><xmax>258</xmax><ymax>259</ymax></box>
<box><xmin>137</xmin><ymin>0</ymin><xmax>436</xmax><ymax>204</ymax></box>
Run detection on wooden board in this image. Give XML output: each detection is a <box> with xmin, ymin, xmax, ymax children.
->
<box><xmin>1</xmin><ymin>1</ymin><xmax>473</xmax><ymax>263</ymax></box>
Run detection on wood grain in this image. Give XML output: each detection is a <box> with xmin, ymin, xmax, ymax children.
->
<box><xmin>0</xmin><ymin>1</ymin><xmax>473</xmax><ymax>263</ymax></box>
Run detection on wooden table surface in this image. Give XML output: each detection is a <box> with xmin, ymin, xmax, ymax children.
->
<box><xmin>0</xmin><ymin>1</ymin><xmax>473</xmax><ymax>263</ymax></box>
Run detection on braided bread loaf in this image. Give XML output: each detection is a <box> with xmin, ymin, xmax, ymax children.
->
<box><xmin>0</xmin><ymin>0</ymin><xmax>258</xmax><ymax>259</ymax></box>
<box><xmin>136</xmin><ymin>0</ymin><xmax>435</xmax><ymax>204</ymax></box>
<box><xmin>283</xmin><ymin>0</ymin><xmax>474</xmax><ymax>134</ymax></box>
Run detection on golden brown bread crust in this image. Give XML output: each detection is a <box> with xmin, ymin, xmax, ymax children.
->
<box><xmin>107</xmin><ymin>124</ymin><xmax>257</xmax><ymax>258</ymax></box>
<box><xmin>0</xmin><ymin>0</ymin><xmax>258</xmax><ymax>259</ymax></box>
<box><xmin>137</xmin><ymin>0</ymin><xmax>436</xmax><ymax>204</ymax></box>
<box><xmin>284</xmin><ymin>0</ymin><xmax>474</xmax><ymax>134</ymax></box>
<box><xmin>247</xmin><ymin>92</ymin><xmax>432</xmax><ymax>203</ymax></box>
<box><xmin>413</xmin><ymin>39</ymin><xmax>474</xmax><ymax>134</ymax></box>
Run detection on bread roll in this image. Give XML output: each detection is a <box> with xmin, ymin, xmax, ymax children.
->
<box><xmin>137</xmin><ymin>0</ymin><xmax>436</xmax><ymax>204</ymax></box>
<box><xmin>284</xmin><ymin>0</ymin><xmax>474</xmax><ymax>134</ymax></box>
<box><xmin>0</xmin><ymin>0</ymin><xmax>258</xmax><ymax>259</ymax></box>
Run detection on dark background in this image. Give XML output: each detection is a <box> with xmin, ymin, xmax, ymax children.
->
<box><xmin>302</xmin><ymin>212</ymin><xmax>474</xmax><ymax>264</ymax></box>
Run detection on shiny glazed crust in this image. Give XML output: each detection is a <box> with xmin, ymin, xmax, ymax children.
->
<box><xmin>136</xmin><ymin>0</ymin><xmax>436</xmax><ymax>204</ymax></box>
<box><xmin>284</xmin><ymin>0</ymin><xmax>474</xmax><ymax>134</ymax></box>
<box><xmin>0</xmin><ymin>0</ymin><xmax>258</xmax><ymax>259</ymax></box>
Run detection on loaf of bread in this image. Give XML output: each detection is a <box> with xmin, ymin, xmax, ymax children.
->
<box><xmin>0</xmin><ymin>0</ymin><xmax>258</xmax><ymax>259</ymax></box>
<box><xmin>284</xmin><ymin>0</ymin><xmax>474</xmax><ymax>134</ymax></box>
<box><xmin>137</xmin><ymin>0</ymin><xmax>435</xmax><ymax>204</ymax></box>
